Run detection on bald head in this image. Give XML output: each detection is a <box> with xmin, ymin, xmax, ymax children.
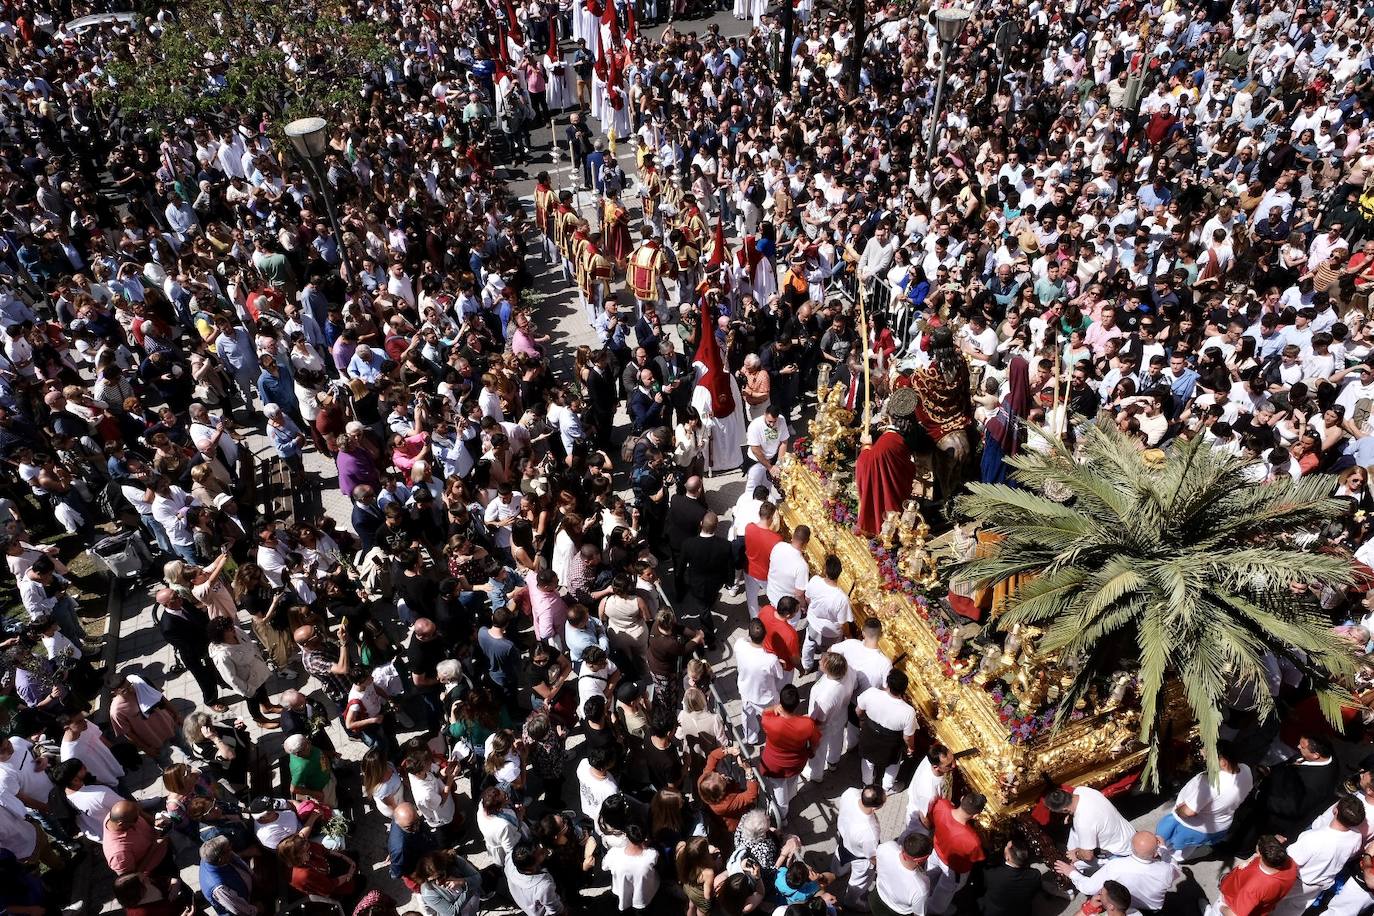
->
<box><xmin>154</xmin><ymin>588</ymin><xmax>176</xmax><ymax>606</ymax></box>
<box><xmin>292</xmin><ymin>625</ymin><xmax>316</xmax><ymax>645</ymax></box>
<box><xmin>685</xmin><ymin>476</ymin><xmax>704</xmax><ymax>498</ymax></box>
<box><xmin>1131</xmin><ymin>831</ymin><xmax>1161</xmax><ymax>861</ymax></box>
<box><xmin>109</xmin><ymin>800</ymin><xmax>140</xmax><ymax>827</ymax></box>
<box><xmin>394</xmin><ymin>803</ymin><xmax>418</xmax><ymax>829</ymax></box>
<box><xmin>280</xmin><ymin>689</ymin><xmax>304</xmax><ymax>708</ymax></box>
<box><xmin>413</xmin><ymin>618</ymin><xmax>436</xmax><ymax>639</ymax></box>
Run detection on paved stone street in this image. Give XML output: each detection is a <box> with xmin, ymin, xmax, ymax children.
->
<box><xmin>70</xmin><ymin>11</ymin><xmax>1220</xmax><ymax>916</ymax></box>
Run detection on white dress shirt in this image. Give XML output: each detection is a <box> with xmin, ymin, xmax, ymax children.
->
<box><xmin>832</xmin><ymin>639</ymin><xmax>892</xmax><ymax>692</ymax></box>
<box><xmin>1067</xmin><ymin>854</ymin><xmax>1181</xmax><ymax>910</ymax></box>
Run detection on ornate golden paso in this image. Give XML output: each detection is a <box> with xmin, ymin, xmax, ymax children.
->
<box><xmin>778</xmin><ymin>452</ymin><xmax>1182</xmax><ymax>822</ymax></box>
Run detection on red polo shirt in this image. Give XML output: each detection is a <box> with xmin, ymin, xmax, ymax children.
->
<box><xmin>1219</xmin><ymin>857</ymin><xmax>1299</xmax><ymax>916</ymax></box>
<box><xmin>745</xmin><ymin>523</ymin><xmax>784</xmax><ymax>580</ymax></box>
<box><xmin>758</xmin><ymin>603</ymin><xmax>801</xmax><ymax>670</ymax></box>
<box><xmin>930</xmin><ymin>798</ymin><xmax>986</xmax><ymax>874</ymax></box>
<box><xmin>760</xmin><ymin>708</ymin><xmax>821</xmax><ymax>778</ymax></box>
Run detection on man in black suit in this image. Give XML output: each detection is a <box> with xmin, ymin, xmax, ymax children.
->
<box><xmin>585</xmin><ymin>349</ymin><xmax>618</xmax><ymax>449</ymax></box>
<box><xmin>351</xmin><ymin>484</ymin><xmax>386</xmax><ymax>553</ymax></box>
<box><xmin>1261</xmin><ymin>734</ymin><xmax>1340</xmax><ymax>840</ymax></box>
<box><xmin>978</xmin><ymin>839</ymin><xmax>1043</xmax><ymax>916</ymax></box>
<box><xmin>155</xmin><ymin>587</ymin><xmax>224</xmax><ymax>710</ymax></box>
<box><xmin>667</xmin><ymin>476</ymin><xmax>709</xmax><ymax>599</ymax></box>
<box><xmin>678</xmin><ymin>511</ymin><xmax>733</xmax><ymax>650</ymax></box>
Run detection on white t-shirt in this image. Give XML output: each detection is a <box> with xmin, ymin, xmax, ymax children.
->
<box><xmin>875</xmin><ymin>840</ymin><xmax>930</xmax><ymax>914</ymax></box>
<box><xmin>409</xmin><ymin>769</ymin><xmax>456</xmax><ymax>828</ymax></box>
<box><xmin>734</xmin><ymin>638</ymin><xmax>787</xmax><ymax>707</ymax></box>
<box><xmin>605</xmin><ymin>845</ymin><xmax>661</xmax><ymax>910</ymax></box>
<box><xmin>255</xmin><ymin>808</ymin><xmax>303</xmax><ymax>850</ymax></box>
<box><xmin>1287</xmin><ymin>824</ymin><xmax>1361</xmax><ymax>887</ymax></box>
<box><xmin>68</xmin><ymin>783</ymin><xmax>123</xmax><ymax>841</ymax></box>
<box><xmin>838</xmin><ymin>787</ymin><xmax>881</xmax><ymax>857</ymax></box>
<box><xmin>766</xmin><ymin>541</ymin><xmax>810</xmax><ymax>606</ymax></box>
<box><xmin>1171</xmin><ymin>764</ymin><xmax>1253</xmax><ymax>834</ymax></box>
<box><xmin>1068</xmin><ymin>786</ymin><xmax>1135</xmax><ymax>858</ymax></box>
<box><xmin>575</xmin><ymin>758</ymin><xmax>619</xmax><ymax>829</ymax></box>
<box><xmin>833</xmin><ymin>639</ymin><xmax>892</xmax><ymax>692</ymax></box>
<box><xmin>370</xmin><ymin>767</ymin><xmax>404</xmax><ymax>820</ymax></box>
<box><xmin>856</xmin><ymin>687</ymin><xmax>916</xmax><ymax>735</ymax></box>
<box><xmin>746</xmin><ymin>414</ymin><xmax>791</xmax><ymax>461</ymax></box>
<box><xmin>803</xmin><ymin>576</ymin><xmax>853</xmax><ymax>639</ymax></box>
<box><xmin>808</xmin><ymin>670</ymin><xmax>856</xmax><ymax>731</ymax></box>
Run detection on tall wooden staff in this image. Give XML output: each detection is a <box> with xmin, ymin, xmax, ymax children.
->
<box><xmin>857</xmin><ymin>279</ymin><xmax>874</xmax><ymax>446</ymax></box>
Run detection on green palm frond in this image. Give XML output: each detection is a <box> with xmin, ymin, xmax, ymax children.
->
<box><xmin>951</xmin><ymin>423</ymin><xmax>1361</xmax><ymax>788</ymax></box>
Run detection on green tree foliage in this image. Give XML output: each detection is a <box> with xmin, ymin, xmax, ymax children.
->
<box><xmin>100</xmin><ymin>0</ymin><xmax>388</xmax><ymax>129</ymax></box>
<box><xmin>952</xmin><ymin>423</ymin><xmax>1359</xmax><ymax>786</ymax></box>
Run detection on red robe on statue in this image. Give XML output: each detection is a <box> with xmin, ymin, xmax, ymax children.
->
<box><xmin>856</xmin><ymin>429</ymin><xmax>916</xmax><ymax>535</ymax></box>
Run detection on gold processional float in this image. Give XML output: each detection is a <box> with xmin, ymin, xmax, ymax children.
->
<box><xmin>778</xmin><ymin>375</ymin><xmax>1182</xmax><ymax>824</ymax></box>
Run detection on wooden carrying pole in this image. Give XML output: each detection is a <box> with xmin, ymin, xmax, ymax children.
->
<box><xmin>858</xmin><ymin>279</ymin><xmax>873</xmax><ymax>444</ymax></box>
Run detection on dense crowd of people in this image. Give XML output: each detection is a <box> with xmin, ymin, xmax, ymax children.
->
<box><xmin>2</xmin><ymin>0</ymin><xmax>1374</xmax><ymax>915</ymax></box>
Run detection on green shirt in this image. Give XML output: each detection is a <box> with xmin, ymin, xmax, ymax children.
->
<box><xmin>289</xmin><ymin>747</ymin><xmax>330</xmax><ymax>791</ymax></box>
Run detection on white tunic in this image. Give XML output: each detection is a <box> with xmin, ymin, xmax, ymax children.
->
<box><xmin>544</xmin><ymin>54</ymin><xmax>574</xmax><ymax>109</ymax></box>
<box><xmin>1172</xmin><ymin>765</ymin><xmax>1254</xmax><ymax>835</ymax></box>
<box><xmin>692</xmin><ymin>365</ymin><xmax>746</xmax><ymax>471</ymax></box>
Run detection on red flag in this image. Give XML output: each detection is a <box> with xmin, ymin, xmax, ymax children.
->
<box><xmin>693</xmin><ymin>309</ymin><xmax>735</xmax><ymax>418</ymax></box>
<box><xmin>546</xmin><ymin>17</ymin><xmax>558</xmax><ymax>58</ymax></box>
<box><xmin>502</xmin><ymin>0</ymin><xmax>525</xmax><ymax>44</ymax></box>
<box><xmin>594</xmin><ymin>45</ymin><xmax>608</xmax><ymax>81</ymax></box>
<box><xmin>625</xmin><ymin>3</ymin><xmax>637</xmax><ymax>41</ymax></box>
<box><xmin>495</xmin><ymin>23</ymin><xmax>511</xmax><ymax>66</ymax></box>
<box><xmin>707</xmin><ymin>212</ymin><xmax>726</xmax><ymax>268</ymax></box>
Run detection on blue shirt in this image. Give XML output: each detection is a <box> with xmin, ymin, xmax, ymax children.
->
<box><xmin>348</xmin><ymin>349</ymin><xmax>386</xmax><ymax>384</ymax></box>
<box><xmin>257</xmin><ymin>366</ymin><xmax>299</xmax><ymax>415</ymax></box>
<box><xmin>388</xmin><ymin>819</ymin><xmax>438</xmax><ymax>880</ymax></box>
<box><xmin>268</xmin><ymin>415</ymin><xmax>304</xmax><ymax>459</ymax></box>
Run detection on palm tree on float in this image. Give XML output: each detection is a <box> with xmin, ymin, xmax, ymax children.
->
<box><xmin>952</xmin><ymin>423</ymin><xmax>1359</xmax><ymax>786</ymax></box>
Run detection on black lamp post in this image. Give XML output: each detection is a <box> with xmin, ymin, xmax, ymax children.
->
<box><xmin>926</xmin><ymin>7</ymin><xmax>971</xmax><ymax>161</ymax></box>
<box><xmin>284</xmin><ymin>116</ymin><xmax>355</xmax><ymax>284</ymax></box>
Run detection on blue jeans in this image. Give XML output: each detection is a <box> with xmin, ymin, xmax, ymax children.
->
<box><xmin>172</xmin><ymin>542</ymin><xmax>198</xmax><ymax>564</ymax></box>
<box><xmin>141</xmin><ymin>513</ymin><xmax>173</xmax><ymax>554</ymax></box>
<box><xmin>50</xmin><ymin>595</ymin><xmax>84</xmax><ymax>647</ymax></box>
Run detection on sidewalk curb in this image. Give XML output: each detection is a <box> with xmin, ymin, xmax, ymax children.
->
<box><xmin>94</xmin><ymin>576</ymin><xmax>126</xmax><ymax>724</ymax></box>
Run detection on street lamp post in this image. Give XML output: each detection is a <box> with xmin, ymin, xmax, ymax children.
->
<box><xmin>284</xmin><ymin>116</ymin><xmax>355</xmax><ymax>285</ymax></box>
<box><xmin>926</xmin><ymin>7</ymin><xmax>970</xmax><ymax>161</ymax></box>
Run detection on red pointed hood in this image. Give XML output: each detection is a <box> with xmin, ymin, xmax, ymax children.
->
<box><xmin>694</xmin><ymin>312</ymin><xmax>736</xmax><ymax>418</ymax></box>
